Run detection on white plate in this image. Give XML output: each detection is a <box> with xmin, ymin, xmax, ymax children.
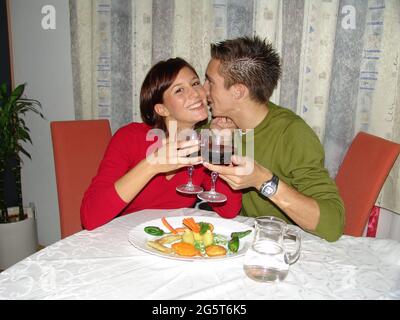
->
<box><xmin>128</xmin><ymin>216</ymin><xmax>253</xmax><ymax>261</ymax></box>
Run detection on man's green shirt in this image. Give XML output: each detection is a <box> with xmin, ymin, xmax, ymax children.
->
<box><xmin>240</xmin><ymin>102</ymin><xmax>344</xmax><ymax>242</ymax></box>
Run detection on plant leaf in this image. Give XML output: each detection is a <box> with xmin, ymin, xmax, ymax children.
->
<box><xmin>0</xmin><ymin>82</ymin><xmax>44</xmax><ymax>165</ymax></box>
<box><xmin>9</xmin><ymin>84</ymin><xmax>25</xmax><ymax>106</ymax></box>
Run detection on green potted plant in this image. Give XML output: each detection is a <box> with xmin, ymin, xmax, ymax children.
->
<box><xmin>0</xmin><ymin>82</ymin><xmax>44</xmax><ymax>269</ymax></box>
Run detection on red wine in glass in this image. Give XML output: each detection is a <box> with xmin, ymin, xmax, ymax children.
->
<box><xmin>206</xmin><ymin>143</ymin><xmax>235</xmax><ymax>165</ymax></box>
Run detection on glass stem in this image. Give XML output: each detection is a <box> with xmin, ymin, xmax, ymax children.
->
<box><xmin>187</xmin><ymin>166</ymin><xmax>194</xmax><ymax>186</ymax></box>
<box><xmin>210</xmin><ymin>171</ymin><xmax>218</xmax><ymax>193</ymax></box>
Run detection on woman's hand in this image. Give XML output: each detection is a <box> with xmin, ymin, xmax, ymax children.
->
<box><xmin>115</xmin><ymin>137</ymin><xmax>201</xmax><ymax>203</ymax></box>
<box><xmin>146</xmin><ymin>138</ymin><xmax>202</xmax><ymax>175</ymax></box>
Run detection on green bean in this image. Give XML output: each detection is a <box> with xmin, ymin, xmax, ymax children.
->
<box><xmin>228</xmin><ymin>236</ymin><xmax>239</xmax><ymax>253</ymax></box>
<box><xmin>230</xmin><ymin>230</ymin><xmax>252</xmax><ymax>239</ymax></box>
<box><xmin>144</xmin><ymin>226</ymin><xmax>165</xmax><ymax>236</ymax></box>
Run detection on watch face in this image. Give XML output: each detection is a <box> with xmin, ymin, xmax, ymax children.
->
<box><xmin>260</xmin><ymin>175</ymin><xmax>279</xmax><ymax>197</ymax></box>
<box><xmin>265</xmin><ymin>186</ymin><xmax>274</xmax><ymax>194</ymax></box>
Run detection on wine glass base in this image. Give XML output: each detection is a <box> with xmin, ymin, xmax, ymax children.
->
<box><xmin>176</xmin><ymin>184</ymin><xmax>203</xmax><ymax>195</ymax></box>
<box><xmin>197</xmin><ymin>191</ymin><xmax>227</xmax><ymax>203</ymax></box>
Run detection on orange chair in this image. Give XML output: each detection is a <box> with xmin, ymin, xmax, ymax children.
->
<box><xmin>51</xmin><ymin>120</ymin><xmax>112</xmax><ymax>238</ymax></box>
<box><xmin>335</xmin><ymin>132</ymin><xmax>400</xmax><ymax>237</ymax></box>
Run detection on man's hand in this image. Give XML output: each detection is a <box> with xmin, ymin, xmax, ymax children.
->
<box><xmin>203</xmin><ymin>155</ymin><xmax>272</xmax><ymax>190</ymax></box>
<box><xmin>210</xmin><ymin>117</ymin><xmax>237</xmax><ymax>131</ymax></box>
<box><xmin>205</xmin><ymin>156</ymin><xmax>321</xmax><ymax>232</ymax></box>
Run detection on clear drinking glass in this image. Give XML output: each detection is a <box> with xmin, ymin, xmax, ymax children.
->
<box><xmin>176</xmin><ymin>130</ymin><xmax>204</xmax><ymax>194</ymax></box>
<box><xmin>197</xmin><ymin>131</ymin><xmax>233</xmax><ymax>203</ymax></box>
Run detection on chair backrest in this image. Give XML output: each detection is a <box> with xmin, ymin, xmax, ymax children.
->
<box><xmin>50</xmin><ymin>120</ymin><xmax>112</xmax><ymax>238</ymax></box>
<box><xmin>335</xmin><ymin>132</ymin><xmax>400</xmax><ymax>237</ymax></box>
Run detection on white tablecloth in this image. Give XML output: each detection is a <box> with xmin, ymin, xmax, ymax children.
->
<box><xmin>0</xmin><ymin>208</ymin><xmax>399</xmax><ymax>300</ymax></box>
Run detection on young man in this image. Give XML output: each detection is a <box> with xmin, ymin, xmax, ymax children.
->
<box><xmin>204</xmin><ymin>36</ymin><xmax>344</xmax><ymax>242</ymax></box>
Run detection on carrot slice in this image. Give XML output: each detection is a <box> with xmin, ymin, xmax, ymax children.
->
<box><xmin>182</xmin><ymin>217</ymin><xmax>200</xmax><ymax>233</ymax></box>
<box><xmin>172</xmin><ymin>242</ymin><xmax>200</xmax><ymax>257</ymax></box>
<box><xmin>161</xmin><ymin>217</ymin><xmax>177</xmax><ymax>234</ymax></box>
<box><xmin>189</xmin><ymin>218</ymin><xmax>201</xmax><ymax>232</ymax></box>
<box><xmin>182</xmin><ymin>219</ymin><xmax>192</xmax><ymax>230</ymax></box>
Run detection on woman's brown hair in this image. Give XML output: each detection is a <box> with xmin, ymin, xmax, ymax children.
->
<box><xmin>140</xmin><ymin>57</ymin><xmax>199</xmax><ymax>135</ymax></box>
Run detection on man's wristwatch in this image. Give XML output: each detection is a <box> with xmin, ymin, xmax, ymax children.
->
<box><xmin>259</xmin><ymin>174</ymin><xmax>279</xmax><ymax>198</ymax></box>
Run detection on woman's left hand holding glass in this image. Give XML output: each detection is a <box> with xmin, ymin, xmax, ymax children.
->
<box><xmin>146</xmin><ymin>137</ymin><xmax>202</xmax><ymax>174</ymax></box>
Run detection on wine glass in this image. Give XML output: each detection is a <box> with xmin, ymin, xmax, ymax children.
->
<box><xmin>197</xmin><ymin>131</ymin><xmax>233</xmax><ymax>203</ymax></box>
<box><xmin>176</xmin><ymin>129</ymin><xmax>204</xmax><ymax>194</ymax></box>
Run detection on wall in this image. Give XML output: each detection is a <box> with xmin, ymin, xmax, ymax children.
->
<box><xmin>377</xmin><ymin>208</ymin><xmax>400</xmax><ymax>242</ymax></box>
<box><xmin>9</xmin><ymin>0</ymin><xmax>75</xmax><ymax>245</ymax></box>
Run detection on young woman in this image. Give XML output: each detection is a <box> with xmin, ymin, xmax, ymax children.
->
<box><xmin>80</xmin><ymin>58</ymin><xmax>241</xmax><ymax>230</ymax></box>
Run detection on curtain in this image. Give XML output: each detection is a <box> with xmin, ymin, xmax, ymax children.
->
<box><xmin>69</xmin><ymin>0</ymin><xmax>400</xmax><ymax>214</ymax></box>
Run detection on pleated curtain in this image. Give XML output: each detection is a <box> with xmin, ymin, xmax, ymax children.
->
<box><xmin>69</xmin><ymin>0</ymin><xmax>400</xmax><ymax>215</ymax></box>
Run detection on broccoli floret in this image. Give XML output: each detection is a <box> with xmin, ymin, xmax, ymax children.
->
<box><xmin>213</xmin><ymin>234</ymin><xmax>228</xmax><ymax>245</ymax></box>
<box><xmin>194</xmin><ymin>240</ymin><xmax>206</xmax><ymax>255</ymax></box>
